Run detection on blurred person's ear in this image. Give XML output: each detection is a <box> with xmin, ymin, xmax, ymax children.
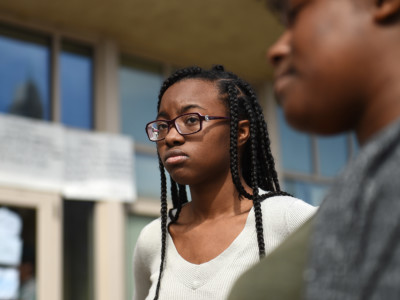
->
<box><xmin>374</xmin><ymin>0</ymin><xmax>400</xmax><ymax>22</ymax></box>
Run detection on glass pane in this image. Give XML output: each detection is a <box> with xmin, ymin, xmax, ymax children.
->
<box><xmin>277</xmin><ymin>107</ymin><xmax>313</xmax><ymax>173</ymax></box>
<box><xmin>0</xmin><ymin>29</ymin><xmax>51</xmax><ymax>120</ymax></box>
<box><xmin>119</xmin><ymin>58</ymin><xmax>163</xmax><ymax>145</ymax></box>
<box><xmin>284</xmin><ymin>179</ymin><xmax>328</xmax><ymax>206</ymax></box>
<box><xmin>0</xmin><ymin>206</ymin><xmax>37</xmax><ymax>300</ymax></box>
<box><xmin>125</xmin><ymin>215</ymin><xmax>155</xmax><ymax>300</ymax></box>
<box><xmin>134</xmin><ymin>152</ymin><xmax>163</xmax><ymax>199</ymax></box>
<box><xmin>60</xmin><ymin>42</ymin><xmax>93</xmax><ymax>129</ymax></box>
<box><xmin>317</xmin><ymin>135</ymin><xmax>348</xmax><ymax>177</ymax></box>
<box><xmin>134</xmin><ymin>152</ymin><xmax>183</xmax><ymax>201</ymax></box>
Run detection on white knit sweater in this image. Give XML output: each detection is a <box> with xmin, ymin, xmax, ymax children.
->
<box><xmin>133</xmin><ymin>196</ymin><xmax>317</xmax><ymax>300</ymax></box>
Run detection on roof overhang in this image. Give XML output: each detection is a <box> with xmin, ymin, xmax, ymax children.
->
<box><xmin>0</xmin><ymin>0</ymin><xmax>283</xmax><ymax>84</ymax></box>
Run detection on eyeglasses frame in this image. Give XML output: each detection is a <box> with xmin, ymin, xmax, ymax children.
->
<box><xmin>145</xmin><ymin>112</ymin><xmax>230</xmax><ymax>142</ymax></box>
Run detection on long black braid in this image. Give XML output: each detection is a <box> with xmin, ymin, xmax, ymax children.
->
<box><xmin>153</xmin><ymin>65</ymin><xmax>290</xmax><ymax>299</ymax></box>
<box><xmin>154</xmin><ymin>156</ymin><xmax>168</xmax><ymax>300</ymax></box>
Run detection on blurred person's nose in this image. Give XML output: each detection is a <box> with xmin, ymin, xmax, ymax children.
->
<box><xmin>267</xmin><ymin>31</ymin><xmax>292</xmax><ymax>67</ymax></box>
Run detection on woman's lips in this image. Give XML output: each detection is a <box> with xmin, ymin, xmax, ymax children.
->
<box><xmin>165</xmin><ymin>155</ymin><xmax>188</xmax><ymax>165</ymax></box>
<box><xmin>163</xmin><ymin>150</ymin><xmax>188</xmax><ymax>166</ymax></box>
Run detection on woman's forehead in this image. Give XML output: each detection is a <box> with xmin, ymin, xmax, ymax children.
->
<box><xmin>162</xmin><ymin>79</ymin><xmax>219</xmax><ymax>101</ymax></box>
<box><xmin>159</xmin><ymin>80</ymin><xmax>226</xmax><ymax>114</ymax></box>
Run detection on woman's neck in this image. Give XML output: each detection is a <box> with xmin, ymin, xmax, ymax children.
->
<box><xmin>183</xmin><ymin>175</ymin><xmax>253</xmax><ymax>223</ymax></box>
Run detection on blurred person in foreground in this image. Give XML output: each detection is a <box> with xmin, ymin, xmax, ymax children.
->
<box><xmin>228</xmin><ymin>0</ymin><xmax>400</xmax><ymax>299</ymax></box>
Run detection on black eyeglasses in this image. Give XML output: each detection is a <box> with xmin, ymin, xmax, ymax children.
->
<box><xmin>145</xmin><ymin>112</ymin><xmax>230</xmax><ymax>142</ymax></box>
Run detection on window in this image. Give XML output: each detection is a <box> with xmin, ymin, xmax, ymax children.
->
<box><xmin>277</xmin><ymin>108</ymin><xmax>313</xmax><ymax>174</ymax></box>
<box><xmin>0</xmin><ymin>23</ymin><xmax>94</xmax><ymax>130</ymax></box>
<box><xmin>119</xmin><ymin>56</ymin><xmax>165</xmax><ymax>199</ymax></box>
<box><xmin>119</xmin><ymin>57</ymin><xmax>171</xmax><ymax>300</ymax></box>
<box><xmin>60</xmin><ymin>41</ymin><xmax>94</xmax><ymax>129</ymax></box>
<box><xmin>0</xmin><ymin>25</ymin><xmax>51</xmax><ymax>120</ymax></box>
<box><xmin>277</xmin><ymin>107</ymin><xmax>358</xmax><ymax>205</ymax></box>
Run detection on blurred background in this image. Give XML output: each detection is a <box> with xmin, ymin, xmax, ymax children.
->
<box><xmin>0</xmin><ymin>1</ymin><xmax>358</xmax><ymax>299</ymax></box>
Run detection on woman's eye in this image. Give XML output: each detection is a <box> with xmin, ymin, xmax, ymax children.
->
<box><xmin>157</xmin><ymin>123</ymin><xmax>168</xmax><ymax>131</ymax></box>
<box><xmin>185</xmin><ymin>117</ymin><xmax>199</xmax><ymax>125</ymax></box>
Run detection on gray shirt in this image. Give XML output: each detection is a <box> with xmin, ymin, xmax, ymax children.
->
<box><xmin>306</xmin><ymin>119</ymin><xmax>400</xmax><ymax>300</ymax></box>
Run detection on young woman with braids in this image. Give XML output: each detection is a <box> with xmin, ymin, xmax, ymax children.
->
<box><xmin>133</xmin><ymin>65</ymin><xmax>316</xmax><ymax>300</ymax></box>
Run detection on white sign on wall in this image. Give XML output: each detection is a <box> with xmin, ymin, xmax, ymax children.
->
<box><xmin>63</xmin><ymin>128</ymin><xmax>135</xmax><ymax>201</ymax></box>
<box><xmin>0</xmin><ymin>114</ymin><xmax>136</xmax><ymax>202</ymax></box>
<box><xmin>0</xmin><ymin>115</ymin><xmax>64</xmax><ymax>191</ymax></box>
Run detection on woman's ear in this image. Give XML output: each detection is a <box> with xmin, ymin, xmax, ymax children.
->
<box><xmin>374</xmin><ymin>0</ymin><xmax>400</xmax><ymax>22</ymax></box>
<box><xmin>237</xmin><ymin>120</ymin><xmax>250</xmax><ymax>147</ymax></box>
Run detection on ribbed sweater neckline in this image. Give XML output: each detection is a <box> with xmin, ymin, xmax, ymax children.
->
<box><xmin>165</xmin><ymin>206</ymin><xmax>257</xmax><ymax>290</ymax></box>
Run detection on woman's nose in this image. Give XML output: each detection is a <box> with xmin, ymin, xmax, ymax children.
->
<box><xmin>267</xmin><ymin>30</ymin><xmax>292</xmax><ymax>67</ymax></box>
<box><xmin>164</xmin><ymin>125</ymin><xmax>185</xmax><ymax>145</ymax></box>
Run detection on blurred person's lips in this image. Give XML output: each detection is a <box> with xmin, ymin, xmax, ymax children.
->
<box><xmin>163</xmin><ymin>149</ymin><xmax>188</xmax><ymax>166</ymax></box>
<box><xmin>274</xmin><ymin>64</ymin><xmax>297</xmax><ymax>100</ymax></box>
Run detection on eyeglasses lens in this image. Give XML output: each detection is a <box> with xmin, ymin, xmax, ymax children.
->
<box><xmin>147</xmin><ymin>121</ymin><xmax>166</xmax><ymax>141</ymax></box>
<box><xmin>176</xmin><ymin>114</ymin><xmax>201</xmax><ymax>134</ymax></box>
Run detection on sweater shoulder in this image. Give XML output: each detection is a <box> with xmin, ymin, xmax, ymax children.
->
<box><xmin>260</xmin><ymin>194</ymin><xmax>315</xmax><ymax>211</ymax></box>
<box><xmin>260</xmin><ymin>195</ymin><xmax>317</xmax><ymax>234</ymax></box>
<box><xmin>134</xmin><ymin>217</ymin><xmax>162</xmax><ymax>262</ymax></box>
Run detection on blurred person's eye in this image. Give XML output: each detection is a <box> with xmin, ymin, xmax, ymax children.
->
<box><xmin>286</xmin><ymin>2</ymin><xmax>306</xmax><ymax>27</ymax></box>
